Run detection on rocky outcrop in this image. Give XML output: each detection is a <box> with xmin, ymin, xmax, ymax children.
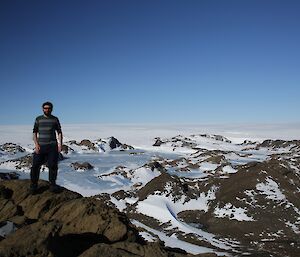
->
<box><xmin>153</xmin><ymin>137</ymin><xmax>163</xmax><ymax>146</ymax></box>
<box><xmin>97</xmin><ymin>137</ymin><xmax>134</xmax><ymax>151</ymax></box>
<box><xmin>61</xmin><ymin>144</ymin><xmax>75</xmax><ymax>154</ymax></box>
<box><xmin>65</xmin><ymin>137</ymin><xmax>134</xmax><ymax>153</ymax></box>
<box><xmin>71</xmin><ymin>162</ymin><xmax>94</xmax><ymax>171</ymax></box>
<box><xmin>108</xmin><ymin>136</ymin><xmax>122</xmax><ymax>149</ymax></box>
<box><xmin>197</xmin><ymin>134</ymin><xmax>232</xmax><ymax>143</ymax></box>
<box><xmin>0</xmin><ymin>179</ymin><xmax>217</xmax><ymax>257</ymax></box>
<box><xmin>0</xmin><ymin>143</ymin><xmax>26</xmax><ymax>154</ymax></box>
<box><xmin>257</xmin><ymin>139</ymin><xmax>300</xmax><ymax>150</ymax></box>
<box><xmin>79</xmin><ymin>139</ymin><xmax>98</xmax><ymax>151</ymax></box>
<box><xmin>66</xmin><ymin>139</ymin><xmax>98</xmax><ymax>151</ymax></box>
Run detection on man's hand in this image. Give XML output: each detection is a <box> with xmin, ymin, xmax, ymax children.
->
<box><xmin>35</xmin><ymin>144</ymin><xmax>40</xmax><ymax>154</ymax></box>
<box><xmin>58</xmin><ymin>144</ymin><xmax>62</xmax><ymax>153</ymax></box>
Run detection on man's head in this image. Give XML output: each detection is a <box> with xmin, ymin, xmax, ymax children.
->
<box><xmin>42</xmin><ymin>101</ymin><xmax>53</xmax><ymax>117</ymax></box>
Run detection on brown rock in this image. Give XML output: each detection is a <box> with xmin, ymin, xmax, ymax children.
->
<box><xmin>61</xmin><ymin>144</ymin><xmax>74</xmax><ymax>154</ymax></box>
<box><xmin>80</xmin><ymin>139</ymin><xmax>97</xmax><ymax>151</ymax></box>
<box><xmin>71</xmin><ymin>162</ymin><xmax>94</xmax><ymax>171</ymax></box>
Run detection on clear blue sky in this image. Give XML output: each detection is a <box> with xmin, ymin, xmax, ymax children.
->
<box><xmin>0</xmin><ymin>0</ymin><xmax>299</xmax><ymax>125</ymax></box>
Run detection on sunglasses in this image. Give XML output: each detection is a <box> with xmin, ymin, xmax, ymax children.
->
<box><xmin>43</xmin><ymin>107</ymin><xmax>52</xmax><ymax>110</ymax></box>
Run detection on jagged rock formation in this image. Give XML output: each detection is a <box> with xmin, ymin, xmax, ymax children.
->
<box><xmin>0</xmin><ymin>179</ymin><xmax>218</xmax><ymax>257</ymax></box>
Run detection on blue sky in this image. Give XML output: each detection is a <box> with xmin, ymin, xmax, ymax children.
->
<box><xmin>0</xmin><ymin>0</ymin><xmax>299</xmax><ymax>125</ymax></box>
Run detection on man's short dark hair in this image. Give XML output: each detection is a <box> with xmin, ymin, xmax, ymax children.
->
<box><xmin>42</xmin><ymin>101</ymin><xmax>53</xmax><ymax>109</ymax></box>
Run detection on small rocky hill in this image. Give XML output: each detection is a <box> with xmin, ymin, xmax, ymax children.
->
<box><xmin>0</xmin><ymin>179</ymin><xmax>218</xmax><ymax>257</ymax></box>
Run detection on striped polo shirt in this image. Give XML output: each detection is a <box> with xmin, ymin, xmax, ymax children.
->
<box><xmin>33</xmin><ymin>115</ymin><xmax>62</xmax><ymax>145</ymax></box>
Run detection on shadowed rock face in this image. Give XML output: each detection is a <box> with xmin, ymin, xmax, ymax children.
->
<box><xmin>0</xmin><ymin>180</ymin><xmax>218</xmax><ymax>257</ymax></box>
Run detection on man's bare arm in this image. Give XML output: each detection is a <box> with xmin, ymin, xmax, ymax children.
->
<box><xmin>57</xmin><ymin>132</ymin><xmax>63</xmax><ymax>152</ymax></box>
<box><xmin>33</xmin><ymin>132</ymin><xmax>40</xmax><ymax>154</ymax></box>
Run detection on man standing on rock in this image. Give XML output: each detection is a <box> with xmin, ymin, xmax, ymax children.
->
<box><xmin>30</xmin><ymin>101</ymin><xmax>63</xmax><ymax>193</ymax></box>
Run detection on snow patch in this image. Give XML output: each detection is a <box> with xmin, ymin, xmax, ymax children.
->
<box><xmin>131</xmin><ymin>220</ymin><xmax>230</xmax><ymax>256</ymax></box>
<box><xmin>214</xmin><ymin>203</ymin><xmax>254</xmax><ymax>221</ymax></box>
<box><xmin>256</xmin><ymin>177</ymin><xmax>286</xmax><ymax>201</ymax></box>
<box><xmin>222</xmin><ymin>165</ymin><xmax>237</xmax><ymax>174</ymax></box>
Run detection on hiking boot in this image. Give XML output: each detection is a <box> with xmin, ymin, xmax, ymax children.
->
<box><xmin>29</xmin><ymin>183</ymin><xmax>38</xmax><ymax>195</ymax></box>
<box><xmin>49</xmin><ymin>183</ymin><xmax>60</xmax><ymax>193</ymax></box>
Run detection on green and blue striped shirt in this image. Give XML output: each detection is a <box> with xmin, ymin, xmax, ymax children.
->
<box><xmin>33</xmin><ymin>115</ymin><xmax>62</xmax><ymax>145</ymax></box>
